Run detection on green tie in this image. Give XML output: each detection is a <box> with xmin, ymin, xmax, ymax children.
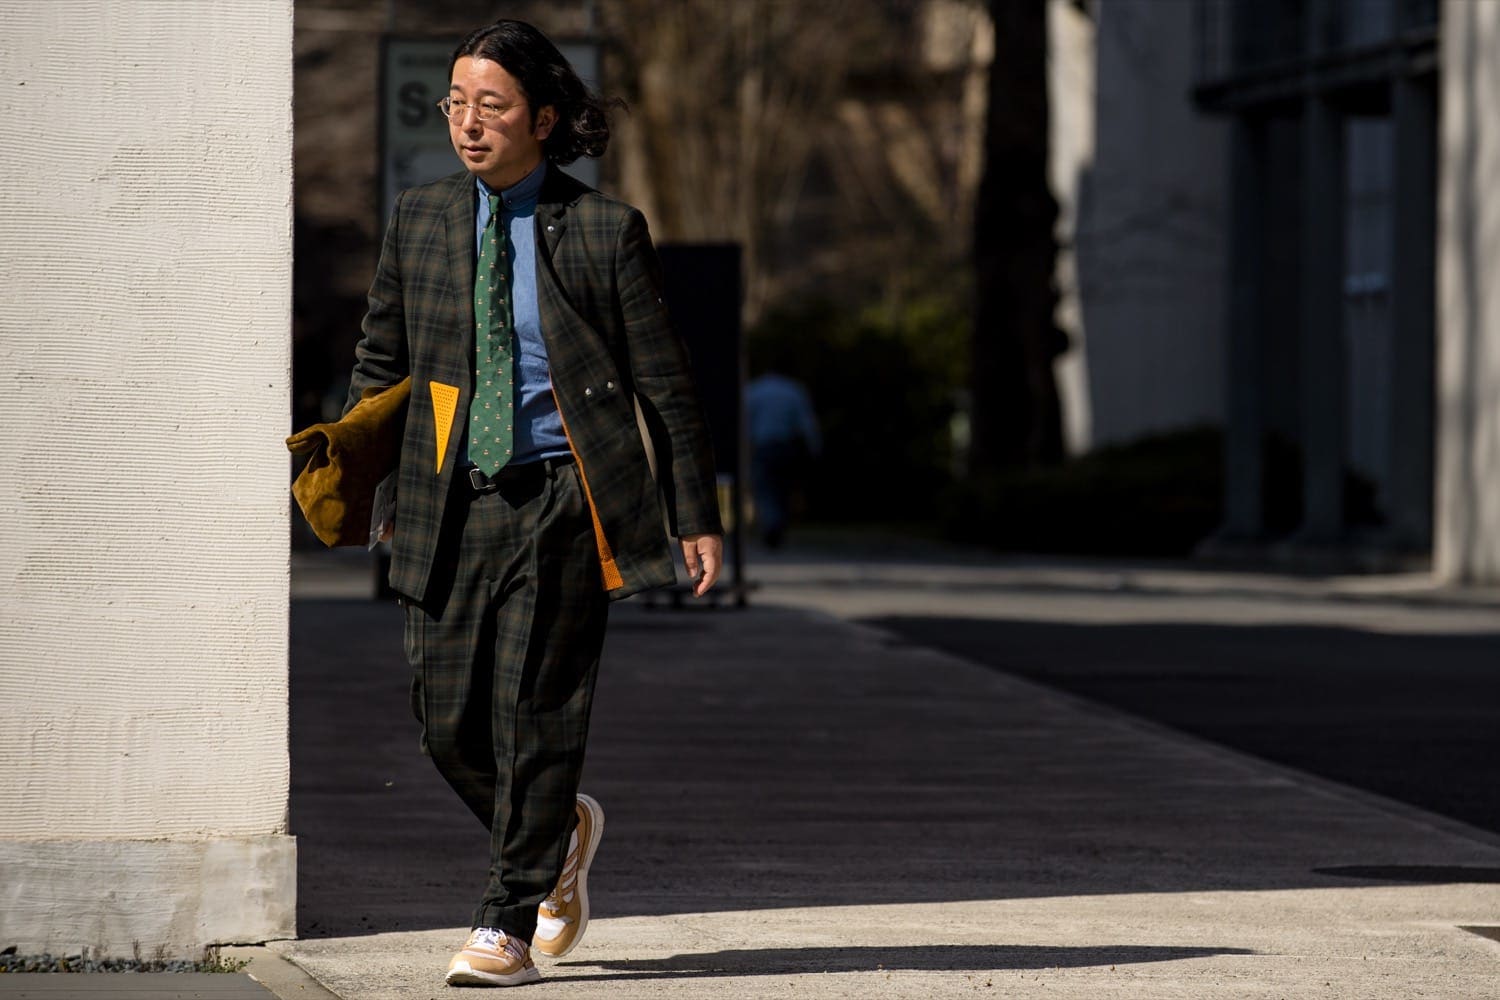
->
<box><xmin>470</xmin><ymin>194</ymin><xmax>514</xmax><ymax>475</ymax></box>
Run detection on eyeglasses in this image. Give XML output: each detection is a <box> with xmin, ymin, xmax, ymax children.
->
<box><xmin>436</xmin><ymin>97</ymin><xmax>517</xmax><ymax>123</ymax></box>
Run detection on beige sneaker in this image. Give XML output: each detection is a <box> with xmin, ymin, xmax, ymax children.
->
<box><xmin>532</xmin><ymin>793</ymin><xmax>605</xmax><ymax>958</ymax></box>
<box><xmin>445</xmin><ymin>928</ymin><xmax>540</xmax><ymax>987</ymax></box>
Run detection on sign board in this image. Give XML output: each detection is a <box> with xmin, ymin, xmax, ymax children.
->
<box><xmin>379</xmin><ymin>37</ymin><xmax>601</xmax><ymax>226</ymax></box>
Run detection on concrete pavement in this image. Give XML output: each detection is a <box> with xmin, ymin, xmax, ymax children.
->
<box><xmin>266</xmin><ymin>547</ymin><xmax>1500</xmax><ymax>998</ymax></box>
<box><xmin>750</xmin><ymin>545</ymin><xmax>1500</xmax><ymax>833</ymax></box>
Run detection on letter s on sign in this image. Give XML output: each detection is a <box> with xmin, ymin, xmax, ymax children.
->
<box><xmin>398</xmin><ymin>81</ymin><xmax>428</xmax><ymax>127</ymax></box>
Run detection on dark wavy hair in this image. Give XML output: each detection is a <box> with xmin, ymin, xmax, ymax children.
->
<box><xmin>448</xmin><ymin>20</ymin><xmax>612</xmax><ymax>165</ymax></box>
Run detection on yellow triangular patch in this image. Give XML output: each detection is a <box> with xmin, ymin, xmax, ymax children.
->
<box><xmin>429</xmin><ymin>381</ymin><xmax>460</xmax><ymax>474</ymax></box>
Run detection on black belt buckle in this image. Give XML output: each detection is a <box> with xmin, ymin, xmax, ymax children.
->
<box><xmin>467</xmin><ymin>467</ymin><xmax>499</xmax><ymax>494</ymax></box>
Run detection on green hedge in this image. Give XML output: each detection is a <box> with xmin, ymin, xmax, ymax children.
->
<box><xmin>941</xmin><ymin>427</ymin><xmax>1225</xmax><ymax>557</ymax></box>
<box><xmin>749</xmin><ymin>298</ymin><xmax>963</xmax><ymax>522</ymax></box>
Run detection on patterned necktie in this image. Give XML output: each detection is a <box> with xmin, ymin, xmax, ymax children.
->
<box><xmin>470</xmin><ymin>194</ymin><xmax>513</xmax><ymax>475</ymax></box>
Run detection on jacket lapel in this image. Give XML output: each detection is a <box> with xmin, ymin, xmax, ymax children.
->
<box><xmin>535</xmin><ymin>170</ymin><xmax>582</xmax><ymax>344</ymax></box>
<box><xmin>437</xmin><ymin>176</ymin><xmax>475</xmax><ymax>476</ymax></box>
<box><xmin>443</xmin><ymin>180</ymin><xmax>476</xmax><ymax>338</ymax></box>
<box><xmin>536</xmin><ymin>167</ymin><xmax>573</xmax><ymax>264</ymax></box>
<box><xmin>539</xmin><ymin>200</ymin><xmax>567</xmax><ymax>261</ymax></box>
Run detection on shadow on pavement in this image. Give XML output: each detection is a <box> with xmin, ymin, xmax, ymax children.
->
<box><xmin>1315</xmin><ymin>865</ymin><xmax>1500</xmax><ymax>883</ymax></box>
<box><xmin>292</xmin><ymin>597</ymin><xmax>1500</xmax><ymax>941</ymax></box>
<box><xmin>865</xmin><ymin>615</ymin><xmax>1500</xmax><ymax>835</ymax></box>
<box><xmin>550</xmin><ymin>944</ymin><xmax>1253</xmax><ymax>980</ymax></box>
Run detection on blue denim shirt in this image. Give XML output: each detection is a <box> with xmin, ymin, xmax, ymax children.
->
<box><xmin>470</xmin><ymin>161</ymin><xmax>570</xmax><ymax>465</ymax></box>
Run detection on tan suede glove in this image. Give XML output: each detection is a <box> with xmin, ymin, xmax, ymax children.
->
<box><xmin>286</xmin><ymin>377</ymin><xmax>412</xmax><ymax>547</ymax></box>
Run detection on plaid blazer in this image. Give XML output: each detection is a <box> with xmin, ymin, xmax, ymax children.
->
<box><xmin>346</xmin><ymin>167</ymin><xmax>722</xmax><ymax>604</ymax></box>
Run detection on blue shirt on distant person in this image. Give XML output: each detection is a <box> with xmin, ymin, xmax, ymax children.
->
<box><xmin>746</xmin><ymin>373</ymin><xmax>821</xmax><ymax>453</ymax></box>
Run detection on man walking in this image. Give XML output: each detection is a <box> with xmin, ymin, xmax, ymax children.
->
<box><xmin>344</xmin><ymin>20</ymin><xmax>723</xmax><ymax>987</ymax></box>
<box><xmin>746</xmin><ymin>368</ymin><xmax>821</xmax><ymax>548</ymax></box>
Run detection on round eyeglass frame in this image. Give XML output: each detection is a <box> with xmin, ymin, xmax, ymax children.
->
<box><xmin>437</xmin><ymin>97</ymin><xmax>516</xmax><ymax>123</ymax></box>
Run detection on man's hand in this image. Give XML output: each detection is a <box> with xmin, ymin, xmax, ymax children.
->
<box><xmin>680</xmin><ymin>534</ymin><xmax>723</xmax><ymax>597</ymax></box>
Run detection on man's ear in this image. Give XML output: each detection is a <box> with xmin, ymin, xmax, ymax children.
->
<box><xmin>534</xmin><ymin>106</ymin><xmax>557</xmax><ymax>140</ymax></box>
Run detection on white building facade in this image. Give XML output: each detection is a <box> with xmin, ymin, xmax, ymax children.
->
<box><xmin>1069</xmin><ymin>0</ymin><xmax>1500</xmax><ymax>582</ymax></box>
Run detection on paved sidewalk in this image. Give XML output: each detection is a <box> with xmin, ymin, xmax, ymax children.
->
<box><xmin>274</xmin><ymin>550</ymin><xmax>1500</xmax><ymax>998</ymax></box>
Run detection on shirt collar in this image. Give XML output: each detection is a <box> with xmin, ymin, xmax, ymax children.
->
<box><xmin>478</xmin><ymin>159</ymin><xmax>548</xmax><ymax>212</ymax></box>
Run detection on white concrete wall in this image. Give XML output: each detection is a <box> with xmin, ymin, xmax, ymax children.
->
<box><xmin>1048</xmin><ymin>0</ymin><xmax>1097</xmax><ymax>456</ymax></box>
<box><xmin>0</xmin><ymin>0</ymin><xmax>294</xmax><ymax>954</ymax></box>
<box><xmin>1435</xmin><ymin>0</ymin><xmax>1500</xmax><ymax>584</ymax></box>
<box><xmin>1073</xmin><ymin>0</ymin><xmax>1228</xmax><ymax>448</ymax></box>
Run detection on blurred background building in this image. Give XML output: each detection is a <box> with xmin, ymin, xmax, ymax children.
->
<box><xmin>1086</xmin><ymin>0</ymin><xmax>1498</xmax><ymax>583</ymax></box>
<box><xmin>1192</xmin><ymin>0</ymin><xmax>1439</xmax><ymax>565</ymax></box>
<box><xmin>291</xmin><ymin>0</ymin><xmax>1500</xmax><ymax>583</ymax></box>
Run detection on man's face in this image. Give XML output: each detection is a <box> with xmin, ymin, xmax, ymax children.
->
<box><xmin>448</xmin><ymin>56</ymin><xmax>556</xmax><ymax>189</ymax></box>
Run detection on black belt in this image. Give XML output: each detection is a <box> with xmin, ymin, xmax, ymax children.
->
<box><xmin>464</xmin><ymin>454</ymin><xmax>575</xmax><ymax>494</ymax></box>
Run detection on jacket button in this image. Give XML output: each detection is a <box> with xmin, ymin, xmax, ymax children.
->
<box><xmin>605</xmin><ymin>380</ymin><xmax>615</xmax><ymax>391</ymax></box>
<box><xmin>584</xmin><ymin>387</ymin><xmax>594</xmax><ymax>398</ymax></box>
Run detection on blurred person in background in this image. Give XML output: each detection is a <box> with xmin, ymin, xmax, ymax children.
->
<box><xmin>746</xmin><ymin>368</ymin><xmax>821</xmax><ymax>548</ymax></box>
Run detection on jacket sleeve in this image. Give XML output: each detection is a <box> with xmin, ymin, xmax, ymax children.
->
<box><xmin>345</xmin><ymin>190</ymin><xmax>410</xmax><ymax>417</ymax></box>
<box><xmin>613</xmin><ymin>207</ymin><xmax>723</xmax><ymax>538</ymax></box>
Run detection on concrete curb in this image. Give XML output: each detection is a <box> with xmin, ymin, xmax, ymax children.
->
<box><xmin>220</xmin><ymin>946</ymin><xmax>340</xmax><ymax>1000</ymax></box>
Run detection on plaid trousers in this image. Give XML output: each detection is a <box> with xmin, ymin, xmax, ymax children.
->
<box><xmin>403</xmin><ymin>458</ymin><xmax>609</xmax><ymax>939</ymax></box>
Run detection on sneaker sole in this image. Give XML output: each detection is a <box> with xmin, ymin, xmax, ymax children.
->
<box><xmin>445</xmin><ymin>959</ymin><xmax>541</xmax><ymax>987</ymax></box>
<box><xmin>537</xmin><ymin>792</ymin><xmax>605</xmax><ymax>959</ymax></box>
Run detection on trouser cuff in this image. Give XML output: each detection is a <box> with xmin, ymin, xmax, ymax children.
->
<box><xmin>473</xmin><ymin>902</ymin><xmax>539</xmax><ymax>943</ymax></box>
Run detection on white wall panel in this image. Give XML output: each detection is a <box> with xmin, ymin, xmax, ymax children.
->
<box><xmin>0</xmin><ymin>0</ymin><xmax>293</xmax><ymax>951</ymax></box>
<box><xmin>1436</xmin><ymin>0</ymin><xmax>1500</xmax><ymax>583</ymax></box>
<box><xmin>1074</xmin><ymin>1</ymin><xmax>1228</xmax><ymax>448</ymax></box>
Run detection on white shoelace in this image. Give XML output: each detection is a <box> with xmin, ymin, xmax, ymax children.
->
<box><xmin>469</xmin><ymin>927</ymin><xmax>527</xmax><ymax>960</ymax></box>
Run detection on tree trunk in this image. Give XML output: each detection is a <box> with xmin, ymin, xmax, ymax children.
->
<box><xmin>969</xmin><ymin>0</ymin><xmax>1063</xmax><ymax>473</ymax></box>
